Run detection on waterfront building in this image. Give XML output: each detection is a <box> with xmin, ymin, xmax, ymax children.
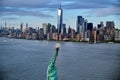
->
<box><xmin>32</xmin><ymin>33</ymin><xmax>37</xmax><ymax>40</ymax></box>
<box><xmin>50</xmin><ymin>25</ymin><xmax>56</xmax><ymax>33</ymax></box>
<box><xmin>84</xmin><ymin>31</ymin><xmax>89</xmax><ymax>41</ymax></box>
<box><xmin>47</xmin><ymin>23</ymin><xmax>51</xmax><ymax>33</ymax></box>
<box><xmin>52</xmin><ymin>33</ymin><xmax>58</xmax><ymax>40</ymax></box>
<box><xmin>100</xmin><ymin>21</ymin><xmax>104</xmax><ymax>28</ymax></box>
<box><xmin>38</xmin><ymin>28</ymin><xmax>44</xmax><ymax>40</ymax></box>
<box><xmin>76</xmin><ymin>16</ymin><xmax>87</xmax><ymax>40</ymax></box>
<box><xmin>105</xmin><ymin>21</ymin><xmax>115</xmax><ymax>41</ymax></box>
<box><xmin>84</xmin><ymin>19</ymin><xmax>88</xmax><ymax>32</ymax></box>
<box><xmin>76</xmin><ymin>33</ymin><xmax>81</xmax><ymax>41</ymax></box>
<box><xmin>119</xmin><ymin>30</ymin><xmax>120</xmax><ymax>39</ymax></box>
<box><xmin>68</xmin><ymin>26</ymin><xmax>72</xmax><ymax>39</ymax></box>
<box><xmin>71</xmin><ymin>29</ymin><xmax>76</xmax><ymax>40</ymax></box>
<box><xmin>59</xmin><ymin>34</ymin><xmax>62</xmax><ymax>40</ymax></box>
<box><xmin>42</xmin><ymin>23</ymin><xmax>48</xmax><ymax>35</ymax></box>
<box><xmin>76</xmin><ymin>16</ymin><xmax>84</xmax><ymax>33</ymax></box>
<box><xmin>106</xmin><ymin>21</ymin><xmax>114</xmax><ymax>29</ymax></box>
<box><xmin>61</xmin><ymin>24</ymin><xmax>66</xmax><ymax>37</ymax></box>
<box><xmin>97</xmin><ymin>23</ymin><xmax>104</xmax><ymax>42</ymax></box>
<box><xmin>76</xmin><ymin>16</ymin><xmax>81</xmax><ymax>33</ymax></box>
<box><xmin>47</xmin><ymin>33</ymin><xmax>53</xmax><ymax>40</ymax></box>
<box><xmin>115</xmin><ymin>29</ymin><xmax>119</xmax><ymax>39</ymax></box>
<box><xmin>87</xmin><ymin>23</ymin><xmax>93</xmax><ymax>41</ymax></box>
<box><xmin>93</xmin><ymin>28</ymin><xmax>97</xmax><ymax>43</ymax></box>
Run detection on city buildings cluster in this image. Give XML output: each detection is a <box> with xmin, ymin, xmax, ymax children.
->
<box><xmin>0</xmin><ymin>5</ymin><xmax>120</xmax><ymax>43</ymax></box>
<box><xmin>0</xmin><ymin>20</ymin><xmax>120</xmax><ymax>42</ymax></box>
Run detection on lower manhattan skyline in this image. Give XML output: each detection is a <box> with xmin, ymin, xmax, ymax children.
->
<box><xmin>1</xmin><ymin>1</ymin><xmax>120</xmax><ymax>80</ymax></box>
<box><xmin>0</xmin><ymin>0</ymin><xmax>120</xmax><ymax>29</ymax></box>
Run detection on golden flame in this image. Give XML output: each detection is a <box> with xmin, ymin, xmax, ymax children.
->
<box><xmin>55</xmin><ymin>43</ymin><xmax>60</xmax><ymax>49</ymax></box>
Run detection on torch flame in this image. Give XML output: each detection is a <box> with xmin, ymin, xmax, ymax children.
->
<box><xmin>56</xmin><ymin>43</ymin><xmax>60</xmax><ymax>49</ymax></box>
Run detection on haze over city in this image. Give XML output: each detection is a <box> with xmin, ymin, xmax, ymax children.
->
<box><xmin>0</xmin><ymin>0</ymin><xmax>120</xmax><ymax>29</ymax></box>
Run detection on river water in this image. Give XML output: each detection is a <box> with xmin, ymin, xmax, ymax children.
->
<box><xmin>0</xmin><ymin>37</ymin><xmax>120</xmax><ymax>80</ymax></box>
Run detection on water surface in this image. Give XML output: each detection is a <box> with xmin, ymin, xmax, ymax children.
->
<box><xmin>0</xmin><ymin>37</ymin><xmax>120</xmax><ymax>80</ymax></box>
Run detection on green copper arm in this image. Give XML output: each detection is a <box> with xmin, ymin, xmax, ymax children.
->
<box><xmin>47</xmin><ymin>47</ymin><xmax>59</xmax><ymax>80</ymax></box>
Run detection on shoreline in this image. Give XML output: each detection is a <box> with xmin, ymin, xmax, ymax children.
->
<box><xmin>1</xmin><ymin>36</ymin><xmax>120</xmax><ymax>43</ymax></box>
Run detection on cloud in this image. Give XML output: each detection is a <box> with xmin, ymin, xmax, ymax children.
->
<box><xmin>0</xmin><ymin>0</ymin><xmax>55</xmax><ymax>18</ymax></box>
<box><xmin>1</xmin><ymin>0</ymin><xmax>52</xmax><ymax>8</ymax></box>
<box><xmin>0</xmin><ymin>0</ymin><xmax>116</xmax><ymax>9</ymax></box>
<box><xmin>86</xmin><ymin>0</ymin><xmax>120</xmax><ymax>16</ymax></box>
<box><xmin>0</xmin><ymin>7</ymin><xmax>54</xmax><ymax>18</ymax></box>
<box><xmin>0</xmin><ymin>0</ymin><xmax>119</xmax><ymax>17</ymax></box>
<box><xmin>63</xmin><ymin>0</ymin><xmax>115</xmax><ymax>9</ymax></box>
<box><xmin>116</xmin><ymin>0</ymin><xmax>120</xmax><ymax>9</ymax></box>
<box><xmin>87</xmin><ymin>7</ymin><xmax>120</xmax><ymax>16</ymax></box>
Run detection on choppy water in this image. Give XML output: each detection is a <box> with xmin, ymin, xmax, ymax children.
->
<box><xmin>0</xmin><ymin>37</ymin><xmax>120</xmax><ymax>80</ymax></box>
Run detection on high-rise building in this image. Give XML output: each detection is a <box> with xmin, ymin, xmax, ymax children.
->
<box><xmin>106</xmin><ymin>21</ymin><xmax>114</xmax><ymax>29</ymax></box>
<box><xmin>84</xmin><ymin>19</ymin><xmax>87</xmax><ymax>32</ymax></box>
<box><xmin>5</xmin><ymin>21</ymin><xmax>7</xmax><ymax>28</ymax></box>
<box><xmin>87</xmin><ymin>23</ymin><xmax>93</xmax><ymax>31</ymax></box>
<box><xmin>76</xmin><ymin>16</ymin><xmax>84</xmax><ymax>33</ymax></box>
<box><xmin>25</xmin><ymin>23</ymin><xmax>28</xmax><ymax>33</ymax></box>
<box><xmin>20</xmin><ymin>23</ymin><xmax>23</xmax><ymax>32</ymax></box>
<box><xmin>50</xmin><ymin>25</ymin><xmax>56</xmax><ymax>33</ymax></box>
<box><xmin>42</xmin><ymin>23</ymin><xmax>48</xmax><ymax>35</ymax></box>
<box><xmin>98</xmin><ymin>24</ymin><xmax>101</xmax><ymax>29</ymax></box>
<box><xmin>57</xmin><ymin>4</ymin><xmax>63</xmax><ymax>34</ymax></box>
<box><xmin>38</xmin><ymin>28</ymin><xmax>44</xmax><ymax>40</ymax></box>
<box><xmin>61</xmin><ymin>24</ymin><xmax>66</xmax><ymax>36</ymax></box>
<box><xmin>68</xmin><ymin>26</ymin><xmax>72</xmax><ymax>39</ymax></box>
<box><xmin>100</xmin><ymin>21</ymin><xmax>104</xmax><ymax>28</ymax></box>
<box><xmin>47</xmin><ymin>23</ymin><xmax>51</xmax><ymax>33</ymax></box>
<box><xmin>115</xmin><ymin>29</ymin><xmax>119</xmax><ymax>39</ymax></box>
<box><xmin>26</xmin><ymin>23</ymin><xmax>28</xmax><ymax>28</ymax></box>
<box><xmin>87</xmin><ymin>23</ymin><xmax>93</xmax><ymax>41</ymax></box>
<box><xmin>105</xmin><ymin>21</ymin><xmax>115</xmax><ymax>40</ymax></box>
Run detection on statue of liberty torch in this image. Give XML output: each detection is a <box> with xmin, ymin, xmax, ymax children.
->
<box><xmin>47</xmin><ymin>44</ymin><xmax>60</xmax><ymax>80</ymax></box>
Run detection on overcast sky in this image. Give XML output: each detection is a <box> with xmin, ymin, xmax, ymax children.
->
<box><xmin>0</xmin><ymin>0</ymin><xmax>120</xmax><ymax>29</ymax></box>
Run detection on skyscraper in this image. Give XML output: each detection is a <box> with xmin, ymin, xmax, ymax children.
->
<box><xmin>87</xmin><ymin>23</ymin><xmax>93</xmax><ymax>31</ymax></box>
<box><xmin>57</xmin><ymin>3</ymin><xmax>63</xmax><ymax>34</ymax></box>
<box><xmin>106</xmin><ymin>21</ymin><xmax>114</xmax><ymax>29</ymax></box>
<box><xmin>20</xmin><ymin>23</ymin><xmax>23</xmax><ymax>32</ymax></box>
<box><xmin>26</xmin><ymin>23</ymin><xmax>28</xmax><ymax>28</ymax></box>
<box><xmin>76</xmin><ymin>16</ymin><xmax>84</xmax><ymax>33</ymax></box>
<box><xmin>106</xmin><ymin>21</ymin><xmax>115</xmax><ymax>40</ymax></box>
<box><xmin>84</xmin><ymin>19</ymin><xmax>88</xmax><ymax>32</ymax></box>
<box><xmin>5</xmin><ymin>21</ymin><xmax>7</xmax><ymax>28</ymax></box>
<box><xmin>87</xmin><ymin>23</ymin><xmax>93</xmax><ymax>41</ymax></box>
<box><xmin>47</xmin><ymin>23</ymin><xmax>51</xmax><ymax>33</ymax></box>
<box><xmin>61</xmin><ymin>24</ymin><xmax>66</xmax><ymax>36</ymax></box>
<box><xmin>42</xmin><ymin>23</ymin><xmax>48</xmax><ymax>35</ymax></box>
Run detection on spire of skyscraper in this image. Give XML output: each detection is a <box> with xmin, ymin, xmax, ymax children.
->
<box><xmin>26</xmin><ymin>22</ymin><xmax>28</xmax><ymax>28</ymax></box>
<box><xmin>60</xmin><ymin>0</ymin><xmax>61</xmax><ymax>8</ymax></box>
<box><xmin>5</xmin><ymin>21</ymin><xmax>6</xmax><ymax>28</ymax></box>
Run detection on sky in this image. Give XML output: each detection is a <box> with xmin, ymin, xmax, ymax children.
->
<box><xmin>0</xmin><ymin>0</ymin><xmax>120</xmax><ymax>29</ymax></box>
